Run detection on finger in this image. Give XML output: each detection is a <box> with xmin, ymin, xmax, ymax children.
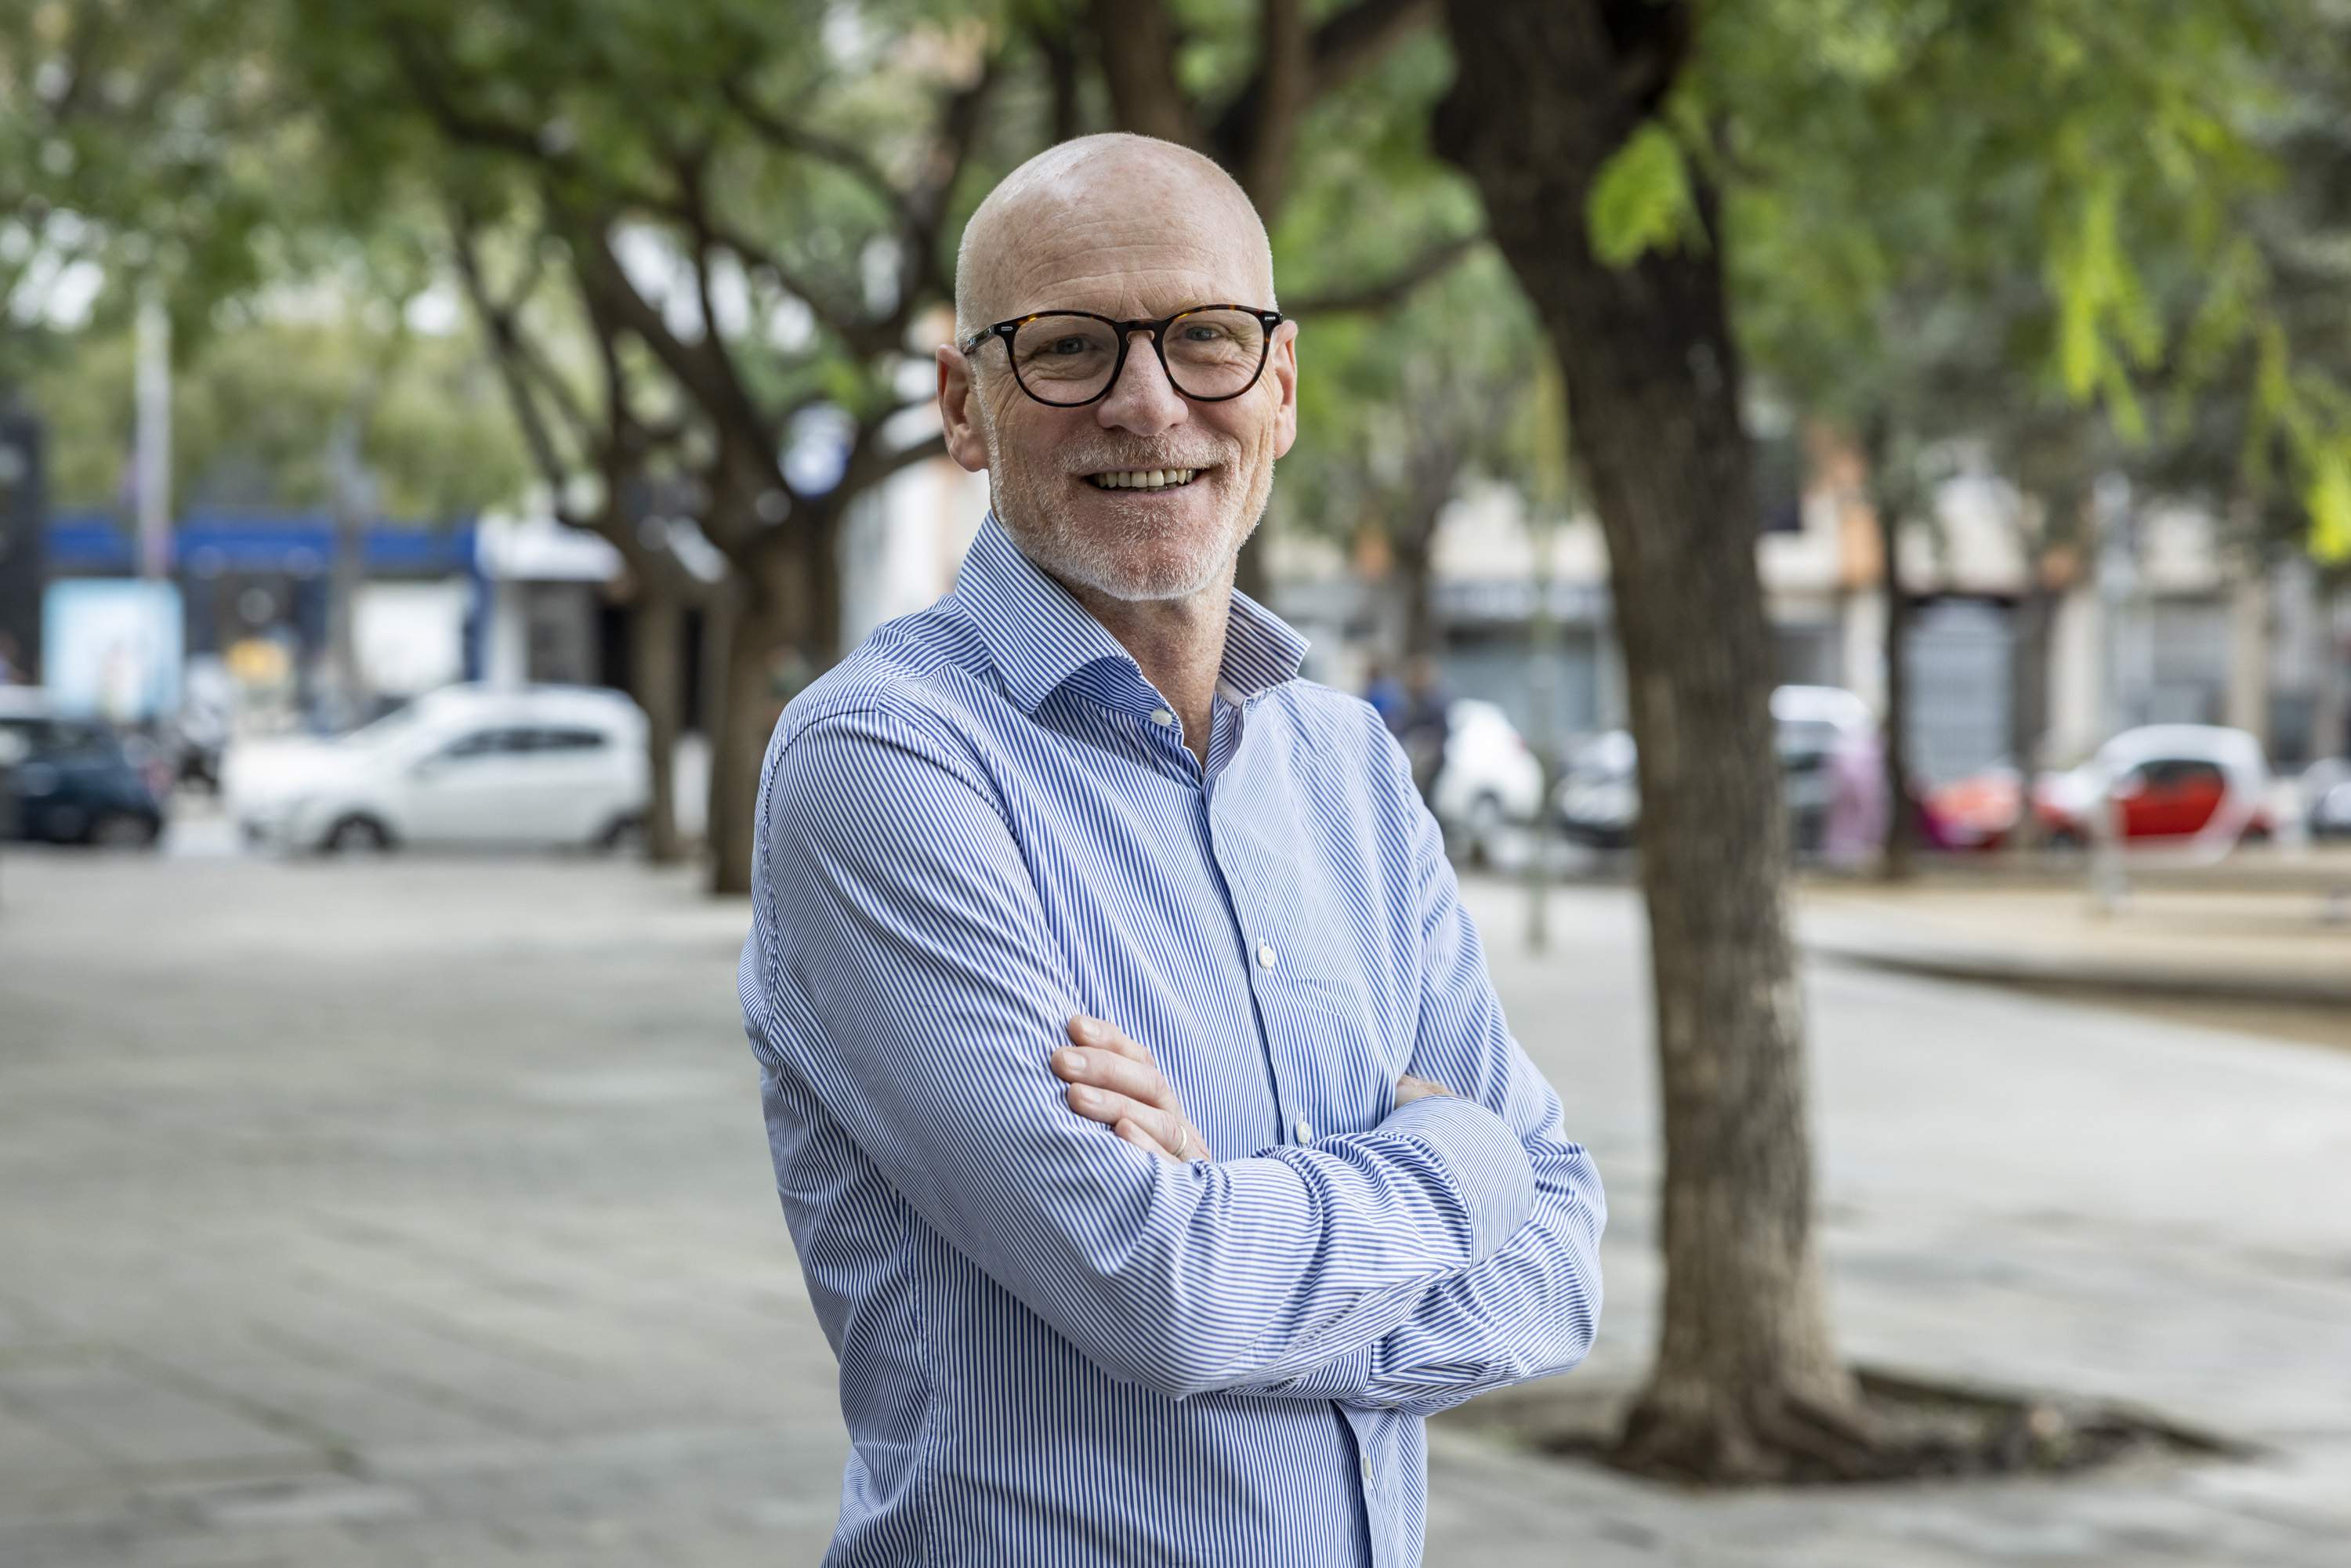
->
<box><xmin>1063</xmin><ymin>1082</ymin><xmax>1150</xmax><ymax>1129</ymax></box>
<box><xmin>1052</xmin><ymin>1046</ymin><xmax>1178</xmax><ymax>1110</ymax></box>
<box><xmin>1074</xmin><ymin>1087</ymin><xmax>1189</xmax><ymax>1156</ymax></box>
<box><xmin>1067</xmin><ymin>1014</ymin><xmax>1157</xmax><ymax>1067</ymax></box>
<box><xmin>1115</xmin><ymin>1116</ymin><xmax>1181</xmax><ymax>1164</ymax></box>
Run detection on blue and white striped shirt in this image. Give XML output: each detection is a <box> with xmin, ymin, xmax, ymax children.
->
<box><xmin>739</xmin><ymin>512</ymin><xmax>1603</xmax><ymax>1568</ymax></box>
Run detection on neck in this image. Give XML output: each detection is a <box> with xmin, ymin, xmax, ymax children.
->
<box><xmin>1057</xmin><ymin>566</ymin><xmax>1235</xmax><ymax>766</ymax></box>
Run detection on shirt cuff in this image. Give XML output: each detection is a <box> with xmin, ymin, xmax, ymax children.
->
<box><xmin>1380</xmin><ymin>1093</ymin><xmax>1536</xmax><ymax>1264</ymax></box>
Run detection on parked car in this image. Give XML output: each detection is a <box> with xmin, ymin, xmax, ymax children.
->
<box><xmin>1429</xmin><ymin>699</ymin><xmax>1546</xmax><ymax>866</ymax></box>
<box><xmin>0</xmin><ymin>690</ymin><xmax>169</xmax><ymax>846</ymax></box>
<box><xmin>2033</xmin><ymin>724</ymin><xmax>2272</xmax><ymax>846</ymax></box>
<box><xmin>1552</xmin><ymin>685</ymin><xmax>1885</xmax><ymax>855</ymax></box>
<box><xmin>2302</xmin><ymin>757</ymin><xmax>2351</xmax><ymax>841</ymax></box>
<box><xmin>225</xmin><ymin>683</ymin><xmax>650</xmax><ymax>854</ymax></box>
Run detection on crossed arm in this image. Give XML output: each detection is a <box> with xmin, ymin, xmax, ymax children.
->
<box><xmin>1045</xmin><ymin>767</ymin><xmax>1603</xmax><ymax>1416</ymax></box>
<box><xmin>752</xmin><ymin>697</ymin><xmax>1601</xmax><ymax>1410</ymax></box>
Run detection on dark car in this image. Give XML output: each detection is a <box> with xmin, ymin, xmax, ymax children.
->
<box><xmin>0</xmin><ymin>710</ymin><xmax>169</xmax><ymax>846</ymax></box>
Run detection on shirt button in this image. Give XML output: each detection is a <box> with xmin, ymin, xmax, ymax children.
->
<box><xmin>1360</xmin><ymin>1452</ymin><xmax>1374</xmax><ymax>1485</ymax></box>
<box><xmin>1256</xmin><ymin>942</ymin><xmax>1277</xmax><ymax>969</ymax></box>
<box><xmin>1294</xmin><ymin>1118</ymin><xmax>1314</xmax><ymax>1143</ymax></box>
<box><xmin>1149</xmin><ymin>707</ymin><xmax>1175</xmax><ymax>726</ymax></box>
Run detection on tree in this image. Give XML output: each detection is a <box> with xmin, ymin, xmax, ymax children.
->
<box><xmin>1</xmin><ymin>0</ymin><xmax>284</xmax><ymax>379</ymax></box>
<box><xmin>1433</xmin><ymin>0</ymin><xmax>2293</xmax><ymax>1481</ymax></box>
<box><xmin>284</xmin><ymin>0</ymin><xmax>1007</xmax><ymax>893</ymax></box>
<box><xmin>1436</xmin><ymin>2</ymin><xmax>1853</xmax><ymax>1480</ymax></box>
<box><xmin>1282</xmin><ymin>246</ymin><xmax>1559</xmax><ymax>664</ymax></box>
<box><xmin>447</xmin><ymin>207</ymin><xmax>715</xmax><ymax>864</ymax></box>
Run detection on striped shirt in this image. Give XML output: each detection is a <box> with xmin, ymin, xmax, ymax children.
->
<box><xmin>738</xmin><ymin>512</ymin><xmax>1603</xmax><ymax>1568</ymax></box>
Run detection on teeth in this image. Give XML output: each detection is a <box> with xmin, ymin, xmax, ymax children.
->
<box><xmin>1090</xmin><ymin>468</ymin><xmax>1197</xmax><ymax>490</ymax></box>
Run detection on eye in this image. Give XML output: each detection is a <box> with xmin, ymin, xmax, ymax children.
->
<box><xmin>1043</xmin><ymin>335</ymin><xmax>1092</xmax><ymax>357</ymax></box>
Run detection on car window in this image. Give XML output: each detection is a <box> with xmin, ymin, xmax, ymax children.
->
<box><xmin>18</xmin><ymin>719</ymin><xmax>118</xmax><ymax>758</ymax></box>
<box><xmin>2162</xmin><ymin>759</ymin><xmax>2224</xmax><ymax>792</ymax></box>
<box><xmin>527</xmin><ymin>726</ymin><xmax>610</xmax><ymax>753</ymax></box>
<box><xmin>437</xmin><ymin>727</ymin><xmax>528</xmax><ymax>762</ymax></box>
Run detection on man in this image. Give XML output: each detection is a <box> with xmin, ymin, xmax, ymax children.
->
<box><xmin>738</xmin><ymin>134</ymin><xmax>1603</xmax><ymax>1568</ymax></box>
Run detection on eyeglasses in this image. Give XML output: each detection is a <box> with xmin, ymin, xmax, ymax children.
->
<box><xmin>960</xmin><ymin>305</ymin><xmax>1284</xmax><ymax>407</ymax></box>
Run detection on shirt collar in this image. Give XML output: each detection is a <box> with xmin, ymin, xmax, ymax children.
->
<box><xmin>946</xmin><ymin>511</ymin><xmax>1310</xmax><ymax>718</ymax></box>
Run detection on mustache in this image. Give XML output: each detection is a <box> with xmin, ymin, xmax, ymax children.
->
<box><xmin>1060</xmin><ymin>441</ymin><xmax>1230</xmax><ymax>475</ymax></box>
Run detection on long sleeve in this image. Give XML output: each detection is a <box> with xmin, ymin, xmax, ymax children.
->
<box><xmin>1229</xmin><ymin>731</ymin><xmax>1605</xmax><ymax>1415</ymax></box>
<box><xmin>746</xmin><ymin>698</ymin><xmax>1540</xmax><ymax>1404</ymax></box>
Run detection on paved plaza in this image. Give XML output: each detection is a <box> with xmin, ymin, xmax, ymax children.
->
<box><xmin>2</xmin><ymin>844</ymin><xmax>2347</xmax><ymax>1566</ymax></box>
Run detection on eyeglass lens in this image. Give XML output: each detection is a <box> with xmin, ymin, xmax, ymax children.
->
<box><xmin>1010</xmin><ymin>311</ymin><xmax>1266</xmax><ymax>404</ymax></box>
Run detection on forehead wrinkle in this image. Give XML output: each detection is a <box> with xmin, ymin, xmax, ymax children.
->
<box><xmin>997</xmin><ymin>226</ymin><xmax>1268</xmax><ymax>319</ymax></box>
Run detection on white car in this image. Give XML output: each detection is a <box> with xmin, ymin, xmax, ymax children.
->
<box><xmin>227</xmin><ymin>684</ymin><xmax>650</xmax><ymax>853</ymax></box>
<box><xmin>1553</xmin><ymin>685</ymin><xmax>1885</xmax><ymax>855</ymax></box>
<box><xmin>2034</xmin><ymin>724</ymin><xmax>2272</xmax><ymax>848</ymax></box>
<box><xmin>1429</xmin><ymin>699</ymin><xmax>1546</xmax><ymax>864</ymax></box>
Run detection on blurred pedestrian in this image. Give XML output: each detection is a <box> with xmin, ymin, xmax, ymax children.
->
<box><xmin>1364</xmin><ymin>655</ymin><xmax>1405</xmax><ymax>730</ymax></box>
<box><xmin>1398</xmin><ymin>654</ymin><xmax>1451</xmax><ymax>804</ymax></box>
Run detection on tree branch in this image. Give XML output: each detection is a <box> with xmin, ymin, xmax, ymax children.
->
<box><xmin>567</xmin><ymin>219</ymin><xmax>783</xmax><ymax>483</ymax></box>
<box><xmin>1089</xmin><ymin>0</ymin><xmax>1204</xmax><ymax>147</ymax></box>
<box><xmin>1210</xmin><ymin>0</ymin><xmax>1436</xmax><ymax>192</ymax></box>
<box><xmin>719</xmin><ymin>74</ymin><xmax>918</xmax><ymax>230</ymax></box>
<box><xmin>1283</xmin><ymin>231</ymin><xmax>1483</xmax><ymax>316</ymax></box>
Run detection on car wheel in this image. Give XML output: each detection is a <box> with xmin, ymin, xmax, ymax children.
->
<box><xmin>594</xmin><ymin>813</ymin><xmax>647</xmax><ymax>853</ymax></box>
<box><xmin>90</xmin><ymin>810</ymin><xmax>160</xmax><ymax>849</ymax></box>
<box><xmin>322</xmin><ymin>814</ymin><xmax>394</xmax><ymax>854</ymax></box>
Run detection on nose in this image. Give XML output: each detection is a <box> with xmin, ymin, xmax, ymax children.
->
<box><xmin>1095</xmin><ymin>328</ymin><xmax>1190</xmax><ymax>437</ymax></box>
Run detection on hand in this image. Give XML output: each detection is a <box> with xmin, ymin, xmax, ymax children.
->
<box><xmin>1393</xmin><ymin>1073</ymin><xmax>1458</xmax><ymax>1107</ymax></box>
<box><xmin>1055</xmin><ymin>1015</ymin><xmax>1215</xmax><ymax>1164</ymax></box>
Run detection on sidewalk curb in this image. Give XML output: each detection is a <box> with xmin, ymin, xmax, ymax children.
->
<box><xmin>1806</xmin><ymin>937</ymin><xmax>2351</xmax><ymax>1008</ymax></box>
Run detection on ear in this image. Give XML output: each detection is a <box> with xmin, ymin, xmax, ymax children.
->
<box><xmin>1266</xmin><ymin>320</ymin><xmax>1300</xmax><ymax>461</ymax></box>
<box><xmin>938</xmin><ymin>342</ymin><xmax>992</xmax><ymax>473</ymax></box>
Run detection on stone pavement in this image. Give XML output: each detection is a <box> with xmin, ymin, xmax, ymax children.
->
<box><xmin>1</xmin><ymin>848</ymin><xmax>2346</xmax><ymax>1566</ymax></box>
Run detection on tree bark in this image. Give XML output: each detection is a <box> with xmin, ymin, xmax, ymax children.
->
<box><xmin>627</xmin><ymin>578</ymin><xmax>686</xmax><ymax>864</ymax></box>
<box><xmin>2314</xmin><ymin>579</ymin><xmax>2348</xmax><ymax>762</ymax></box>
<box><xmin>1436</xmin><ymin>0</ymin><xmax>1867</xmax><ymax>1483</ymax></box>
<box><xmin>1871</xmin><ymin>470</ymin><xmax>1918</xmax><ymax>881</ymax></box>
<box><xmin>705</xmin><ymin>527</ymin><xmax>842</xmax><ymax>896</ymax></box>
<box><xmin>1392</xmin><ymin>523</ymin><xmax>1438</xmax><ymax>663</ymax></box>
<box><xmin>2006</xmin><ymin>576</ymin><xmax>2056</xmax><ymax>856</ymax></box>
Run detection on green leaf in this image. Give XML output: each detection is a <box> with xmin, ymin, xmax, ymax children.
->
<box><xmin>1586</xmin><ymin>123</ymin><xmax>1704</xmax><ymax>269</ymax></box>
<box><xmin>2309</xmin><ymin>442</ymin><xmax>2351</xmax><ymax>565</ymax></box>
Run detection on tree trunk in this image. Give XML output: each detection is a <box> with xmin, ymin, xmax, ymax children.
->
<box><xmin>1872</xmin><ymin>477</ymin><xmax>1918</xmax><ymax>881</ymax></box>
<box><xmin>706</xmin><ymin>592</ymin><xmax>779</xmax><ymax>896</ymax></box>
<box><xmin>2006</xmin><ymin>576</ymin><xmax>2056</xmax><ymax>856</ymax></box>
<box><xmin>706</xmin><ymin>527</ymin><xmax>843</xmax><ymax>896</ymax></box>
<box><xmin>1392</xmin><ymin>523</ymin><xmax>1439</xmax><ymax>663</ymax></box>
<box><xmin>1436</xmin><ymin>0</ymin><xmax>1867</xmax><ymax>1483</ymax></box>
<box><xmin>628</xmin><ymin>579</ymin><xmax>686</xmax><ymax>864</ymax></box>
<box><xmin>2314</xmin><ymin>579</ymin><xmax>2347</xmax><ymax>762</ymax></box>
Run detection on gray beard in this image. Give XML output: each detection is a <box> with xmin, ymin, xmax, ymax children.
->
<box><xmin>979</xmin><ymin>411</ymin><xmax>1271</xmax><ymax>603</ymax></box>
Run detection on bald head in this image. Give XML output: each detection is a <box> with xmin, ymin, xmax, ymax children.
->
<box><xmin>954</xmin><ymin>134</ymin><xmax>1276</xmax><ymax>341</ymax></box>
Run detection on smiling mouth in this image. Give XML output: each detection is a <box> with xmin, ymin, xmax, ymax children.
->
<box><xmin>1085</xmin><ymin>467</ymin><xmax>1204</xmax><ymax>491</ymax></box>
